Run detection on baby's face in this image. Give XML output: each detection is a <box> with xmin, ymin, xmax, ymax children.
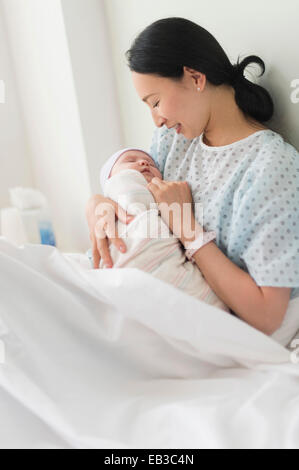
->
<box><xmin>110</xmin><ymin>150</ymin><xmax>162</xmax><ymax>183</ymax></box>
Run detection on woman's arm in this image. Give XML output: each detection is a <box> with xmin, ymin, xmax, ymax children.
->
<box><xmin>181</xmin><ymin>228</ymin><xmax>291</xmax><ymax>335</ymax></box>
<box><xmin>147</xmin><ymin>177</ymin><xmax>291</xmax><ymax>336</ymax></box>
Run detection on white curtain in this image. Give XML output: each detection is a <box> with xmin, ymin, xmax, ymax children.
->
<box><xmin>2</xmin><ymin>0</ymin><xmax>123</xmax><ymax>252</ymax></box>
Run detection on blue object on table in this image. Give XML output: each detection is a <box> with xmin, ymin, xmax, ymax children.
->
<box><xmin>86</xmin><ymin>248</ymin><xmax>94</xmax><ymax>267</ymax></box>
<box><xmin>39</xmin><ymin>220</ymin><xmax>56</xmax><ymax>247</ymax></box>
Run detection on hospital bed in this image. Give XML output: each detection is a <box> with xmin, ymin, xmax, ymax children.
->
<box><xmin>0</xmin><ymin>237</ymin><xmax>299</xmax><ymax>449</ymax></box>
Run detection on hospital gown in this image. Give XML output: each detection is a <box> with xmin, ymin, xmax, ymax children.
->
<box><xmin>149</xmin><ymin>126</ymin><xmax>299</xmax><ymax>300</ymax></box>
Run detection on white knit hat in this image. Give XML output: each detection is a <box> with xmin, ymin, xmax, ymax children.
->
<box><xmin>100</xmin><ymin>147</ymin><xmax>153</xmax><ymax>193</ymax></box>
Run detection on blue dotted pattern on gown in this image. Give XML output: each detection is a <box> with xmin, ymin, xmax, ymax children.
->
<box><xmin>149</xmin><ymin>125</ymin><xmax>299</xmax><ymax>300</ymax></box>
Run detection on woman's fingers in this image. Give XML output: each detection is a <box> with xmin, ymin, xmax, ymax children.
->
<box><xmin>113</xmin><ymin>203</ymin><xmax>135</xmax><ymax>252</ymax></box>
<box><xmin>97</xmin><ymin>236</ymin><xmax>113</xmax><ymax>268</ymax></box>
<box><xmin>94</xmin><ymin>206</ymin><xmax>127</xmax><ymax>267</ymax></box>
<box><xmin>94</xmin><ymin>218</ymin><xmax>113</xmax><ymax>268</ymax></box>
<box><xmin>116</xmin><ymin>203</ymin><xmax>135</xmax><ymax>225</ymax></box>
<box><xmin>88</xmin><ymin>197</ymin><xmax>135</xmax><ymax>269</ymax></box>
<box><xmin>92</xmin><ymin>242</ymin><xmax>101</xmax><ymax>269</ymax></box>
<box><xmin>90</xmin><ymin>232</ymin><xmax>101</xmax><ymax>269</ymax></box>
<box><xmin>105</xmin><ymin>221</ymin><xmax>127</xmax><ymax>256</ymax></box>
<box><xmin>96</xmin><ymin>200</ymin><xmax>133</xmax><ymax>253</ymax></box>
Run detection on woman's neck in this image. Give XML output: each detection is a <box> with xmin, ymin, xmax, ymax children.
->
<box><xmin>203</xmin><ymin>84</ymin><xmax>269</xmax><ymax>147</ymax></box>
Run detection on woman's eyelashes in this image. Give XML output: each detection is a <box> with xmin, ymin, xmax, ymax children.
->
<box><xmin>153</xmin><ymin>101</ymin><xmax>160</xmax><ymax>109</ymax></box>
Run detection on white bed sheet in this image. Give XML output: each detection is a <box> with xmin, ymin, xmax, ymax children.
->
<box><xmin>0</xmin><ymin>237</ymin><xmax>299</xmax><ymax>449</ymax></box>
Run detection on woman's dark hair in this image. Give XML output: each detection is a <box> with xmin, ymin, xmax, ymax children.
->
<box><xmin>125</xmin><ymin>17</ymin><xmax>274</xmax><ymax>123</ymax></box>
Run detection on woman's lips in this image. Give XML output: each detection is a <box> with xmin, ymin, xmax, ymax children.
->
<box><xmin>176</xmin><ymin>124</ymin><xmax>182</xmax><ymax>134</ymax></box>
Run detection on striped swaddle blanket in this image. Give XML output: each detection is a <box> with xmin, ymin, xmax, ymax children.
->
<box><xmin>98</xmin><ymin>169</ymin><xmax>229</xmax><ymax>312</ymax></box>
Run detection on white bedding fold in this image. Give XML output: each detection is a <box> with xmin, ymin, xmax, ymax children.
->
<box><xmin>0</xmin><ymin>237</ymin><xmax>299</xmax><ymax>449</ymax></box>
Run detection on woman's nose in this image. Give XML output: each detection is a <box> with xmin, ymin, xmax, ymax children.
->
<box><xmin>153</xmin><ymin>114</ymin><xmax>166</xmax><ymax>128</ymax></box>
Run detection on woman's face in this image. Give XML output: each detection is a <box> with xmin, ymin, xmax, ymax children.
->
<box><xmin>110</xmin><ymin>150</ymin><xmax>162</xmax><ymax>183</ymax></box>
<box><xmin>131</xmin><ymin>67</ymin><xmax>211</xmax><ymax>140</ymax></box>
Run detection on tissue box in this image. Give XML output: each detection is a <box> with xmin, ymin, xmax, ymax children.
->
<box><xmin>20</xmin><ymin>207</ymin><xmax>56</xmax><ymax>246</ymax></box>
<box><xmin>8</xmin><ymin>187</ymin><xmax>56</xmax><ymax>247</ymax></box>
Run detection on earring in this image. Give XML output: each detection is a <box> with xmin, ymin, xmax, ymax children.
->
<box><xmin>197</xmin><ymin>87</ymin><xmax>201</xmax><ymax>91</ymax></box>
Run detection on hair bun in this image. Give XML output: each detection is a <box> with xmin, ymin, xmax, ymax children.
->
<box><xmin>230</xmin><ymin>55</ymin><xmax>265</xmax><ymax>88</ymax></box>
<box><xmin>230</xmin><ymin>63</ymin><xmax>244</xmax><ymax>87</ymax></box>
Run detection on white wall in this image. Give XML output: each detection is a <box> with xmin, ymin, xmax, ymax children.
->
<box><xmin>0</xmin><ymin>1</ymin><xmax>33</xmax><ymax>210</ymax></box>
<box><xmin>61</xmin><ymin>0</ymin><xmax>124</xmax><ymax>196</ymax></box>
<box><xmin>104</xmin><ymin>0</ymin><xmax>299</xmax><ymax>151</ymax></box>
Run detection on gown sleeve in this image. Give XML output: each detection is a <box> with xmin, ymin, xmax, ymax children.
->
<box><xmin>231</xmin><ymin>139</ymin><xmax>299</xmax><ymax>299</ymax></box>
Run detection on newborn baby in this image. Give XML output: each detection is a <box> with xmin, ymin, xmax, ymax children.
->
<box><xmin>89</xmin><ymin>147</ymin><xmax>229</xmax><ymax>312</ymax></box>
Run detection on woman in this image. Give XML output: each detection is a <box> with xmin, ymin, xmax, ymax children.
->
<box><xmin>86</xmin><ymin>17</ymin><xmax>299</xmax><ymax>336</ymax></box>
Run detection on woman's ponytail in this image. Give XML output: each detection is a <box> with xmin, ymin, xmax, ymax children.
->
<box><xmin>230</xmin><ymin>55</ymin><xmax>274</xmax><ymax>122</ymax></box>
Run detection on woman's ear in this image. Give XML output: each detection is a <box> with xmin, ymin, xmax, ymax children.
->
<box><xmin>183</xmin><ymin>66</ymin><xmax>206</xmax><ymax>90</ymax></box>
<box><xmin>184</xmin><ymin>66</ymin><xmax>199</xmax><ymax>75</ymax></box>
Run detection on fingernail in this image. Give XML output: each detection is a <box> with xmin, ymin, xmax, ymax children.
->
<box><xmin>120</xmin><ymin>245</ymin><xmax>126</xmax><ymax>253</ymax></box>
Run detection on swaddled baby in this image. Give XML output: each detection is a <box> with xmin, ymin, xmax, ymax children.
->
<box><xmin>89</xmin><ymin>147</ymin><xmax>229</xmax><ymax>312</ymax></box>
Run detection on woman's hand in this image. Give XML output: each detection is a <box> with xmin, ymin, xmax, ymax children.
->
<box><xmin>147</xmin><ymin>178</ymin><xmax>199</xmax><ymax>245</ymax></box>
<box><xmin>85</xmin><ymin>194</ymin><xmax>134</xmax><ymax>269</ymax></box>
